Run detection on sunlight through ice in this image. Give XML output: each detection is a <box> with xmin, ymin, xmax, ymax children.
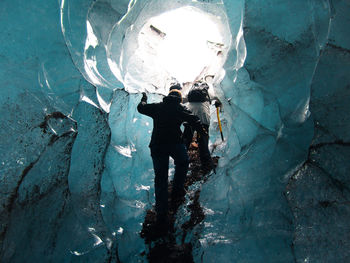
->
<box><xmin>140</xmin><ymin>7</ymin><xmax>224</xmax><ymax>84</ymax></box>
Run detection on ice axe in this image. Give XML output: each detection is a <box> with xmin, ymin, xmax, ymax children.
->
<box><xmin>216</xmin><ymin>107</ymin><xmax>224</xmax><ymax>142</ymax></box>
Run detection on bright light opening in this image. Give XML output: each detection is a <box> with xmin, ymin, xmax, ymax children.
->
<box><xmin>146</xmin><ymin>7</ymin><xmax>223</xmax><ymax>83</ymax></box>
<box><xmin>123</xmin><ymin>6</ymin><xmax>228</xmax><ymax>94</ymax></box>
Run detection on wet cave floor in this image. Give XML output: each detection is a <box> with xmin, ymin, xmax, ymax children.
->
<box><xmin>140</xmin><ymin>140</ymin><xmax>219</xmax><ymax>263</ymax></box>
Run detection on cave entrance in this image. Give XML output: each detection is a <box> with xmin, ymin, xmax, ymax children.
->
<box><xmin>124</xmin><ymin>6</ymin><xmax>229</xmax><ymax>94</ymax></box>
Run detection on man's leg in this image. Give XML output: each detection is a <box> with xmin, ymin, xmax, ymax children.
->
<box><xmin>198</xmin><ymin>124</ymin><xmax>212</xmax><ymax>166</ymax></box>
<box><xmin>150</xmin><ymin>145</ymin><xmax>169</xmax><ymax>223</ymax></box>
<box><xmin>169</xmin><ymin>144</ymin><xmax>189</xmax><ymax>201</ymax></box>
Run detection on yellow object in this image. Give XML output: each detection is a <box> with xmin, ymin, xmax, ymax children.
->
<box><xmin>216</xmin><ymin>107</ymin><xmax>224</xmax><ymax>142</ymax></box>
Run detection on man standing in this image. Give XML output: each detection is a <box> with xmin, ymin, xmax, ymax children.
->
<box><xmin>137</xmin><ymin>87</ymin><xmax>205</xmax><ymax>230</ymax></box>
<box><xmin>183</xmin><ymin>81</ymin><xmax>222</xmax><ymax>172</ymax></box>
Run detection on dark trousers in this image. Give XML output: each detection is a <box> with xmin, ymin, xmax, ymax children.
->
<box><xmin>183</xmin><ymin>123</ymin><xmax>211</xmax><ymax>164</ymax></box>
<box><xmin>150</xmin><ymin>144</ymin><xmax>189</xmax><ymax>222</ymax></box>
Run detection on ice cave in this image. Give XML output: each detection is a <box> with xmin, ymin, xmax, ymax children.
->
<box><xmin>1</xmin><ymin>0</ymin><xmax>350</xmax><ymax>262</ymax></box>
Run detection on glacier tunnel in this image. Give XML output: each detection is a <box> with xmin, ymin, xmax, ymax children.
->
<box><xmin>0</xmin><ymin>0</ymin><xmax>350</xmax><ymax>262</ymax></box>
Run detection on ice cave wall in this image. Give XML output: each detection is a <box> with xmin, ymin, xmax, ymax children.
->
<box><xmin>0</xmin><ymin>0</ymin><xmax>349</xmax><ymax>263</ymax></box>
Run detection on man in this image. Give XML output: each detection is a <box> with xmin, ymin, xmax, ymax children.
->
<box><xmin>137</xmin><ymin>87</ymin><xmax>205</xmax><ymax>229</ymax></box>
<box><xmin>183</xmin><ymin>81</ymin><xmax>222</xmax><ymax>171</ymax></box>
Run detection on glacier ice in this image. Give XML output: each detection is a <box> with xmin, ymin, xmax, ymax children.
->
<box><xmin>1</xmin><ymin>0</ymin><xmax>350</xmax><ymax>262</ymax></box>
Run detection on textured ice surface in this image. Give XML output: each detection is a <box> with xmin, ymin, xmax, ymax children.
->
<box><xmin>1</xmin><ymin>0</ymin><xmax>349</xmax><ymax>262</ymax></box>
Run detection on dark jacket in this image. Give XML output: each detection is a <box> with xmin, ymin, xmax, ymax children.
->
<box><xmin>137</xmin><ymin>95</ymin><xmax>203</xmax><ymax>147</ymax></box>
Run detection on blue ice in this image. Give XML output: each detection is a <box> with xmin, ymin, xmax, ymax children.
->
<box><xmin>1</xmin><ymin>0</ymin><xmax>350</xmax><ymax>262</ymax></box>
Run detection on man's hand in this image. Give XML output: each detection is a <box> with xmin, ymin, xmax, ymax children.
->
<box><xmin>214</xmin><ymin>99</ymin><xmax>222</xmax><ymax>108</ymax></box>
<box><xmin>141</xmin><ymin>92</ymin><xmax>147</xmax><ymax>102</ymax></box>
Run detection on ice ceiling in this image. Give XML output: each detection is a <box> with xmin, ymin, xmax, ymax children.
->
<box><xmin>73</xmin><ymin>1</ymin><xmax>233</xmax><ymax>98</ymax></box>
<box><xmin>1</xmin><ymin>0</ymin><xmax>350</xmax><ymax>263</ymax></box>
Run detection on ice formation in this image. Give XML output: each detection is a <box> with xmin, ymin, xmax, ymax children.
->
<box><xmin>1</xmin><ymin>0</ymin><xmax>349</xmax><ymax>262</ymax></box>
